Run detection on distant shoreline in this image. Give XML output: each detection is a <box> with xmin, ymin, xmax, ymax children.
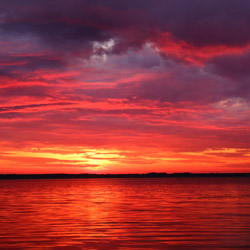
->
<box><xmin>0</xmin><ymin>173</ymin><xmax>250</xmax><ymax>179</ymax></box>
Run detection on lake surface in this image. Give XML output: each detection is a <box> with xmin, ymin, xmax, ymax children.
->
<box><xmin>0</xmin><ymin>177</ymin><xmax>250</xmax><ymax>250</ymax></box>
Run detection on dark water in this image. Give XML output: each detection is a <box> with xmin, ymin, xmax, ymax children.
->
<box><xmin>0</xmin><ymin>178</ymin><xmax>250</xmax><ymax>250</ymax></box>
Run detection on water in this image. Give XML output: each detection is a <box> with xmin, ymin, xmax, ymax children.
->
<box><xmin>0</xmin><ymin>178</ymin><xmax>250</xmax><ymax>250</ymax></box>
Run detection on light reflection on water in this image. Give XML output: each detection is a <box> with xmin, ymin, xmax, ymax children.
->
<box><xmin>0</xmin><ymin>177</ymin><xmax>250</xmax><ymax>250</ymax></box>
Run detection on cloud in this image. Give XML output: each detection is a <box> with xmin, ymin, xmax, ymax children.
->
<box><xmin>74</xmin><ymin>61</ymin><xmax>235</xmax><ymax>104</ymax></box>
<box><xmin>206</xmin><ymin>52</ymin><xmax>250</xmax><ymax>81</ymax></box>
<box><xmin>0</xmin><ymin>85</ymin><xmax>50</xmax><ymax>97</ymax></box>
<box><xmin>0</xmin><ymin>102</ymin><xmax>74</xmax><ymax>112</ymax></box>
<box><xmin>1</xmin><ymin>0</ymin><xmax>250</xmax><ymax>63</ymax></box>
<box><xmin>0</xmin><ymin>55</ymin><xmax>66</xmax><ymax>81</ymax></box>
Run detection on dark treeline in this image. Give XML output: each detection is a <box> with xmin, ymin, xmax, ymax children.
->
<box><xmin>0</xmin><ymin>172</ymin><xmax>250</xmax><ymax>179</ymax></box>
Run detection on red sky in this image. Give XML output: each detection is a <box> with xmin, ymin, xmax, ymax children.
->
<box><xmin>0</xmin><ymin>0</ymin><xmax>250</xmax><ymax>174</ymax></box>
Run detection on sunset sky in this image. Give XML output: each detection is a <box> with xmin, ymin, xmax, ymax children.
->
<box><xmin>1</xmin><ymin>0</ymin><xmax>250</xmax><ymax>174</ymax></box>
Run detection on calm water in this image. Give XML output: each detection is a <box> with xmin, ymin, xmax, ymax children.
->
<box><xmin>0</xmin><ymin>178</ymin><xmax>250</xmax><ymax>250</ymax></box>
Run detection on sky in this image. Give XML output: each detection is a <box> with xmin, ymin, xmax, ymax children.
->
<box><xmin>0</xmin><ymin>0</ymin><xmax>250</xmax><ymax>174</ymax></box>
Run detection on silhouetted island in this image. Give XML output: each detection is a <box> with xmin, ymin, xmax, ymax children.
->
<box><xmin>0</xmin><ymin>172</ymin><xmax>250</xmax><ymax>179</ymax></box>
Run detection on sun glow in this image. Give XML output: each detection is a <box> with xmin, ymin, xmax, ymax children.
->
<box><xmin>4</xmin><ymin>147</ymin><xmax>127</xmax><ymax>171</ymax></box>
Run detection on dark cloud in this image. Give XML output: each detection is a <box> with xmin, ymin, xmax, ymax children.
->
<box><xmin>0</xmin><ymin>56</ymin><xmax>65</xmax><ymax>79</ymax></box>
<box><xmin>206</xmin><ymin>53</ymin><xmax>250</xmax><ymax>80</ymax></box>
<box><xmin>204</xmin><ymin>53</ymin><xmax>250</xmax><ymax>100</ymax></box>
<box><xmin>1</xmin><ymin>0</ymin><xmax>250</xmax><ymax>58</ymax></box>
<box><xmin>153</xmin><ymin>0</ymin><xmax>250</xmax><ymax>47</ymax></box>
<box><xmin>74</xmin><ymin>65</ymin><xmax>238</xmax><ymax>104</ymax></box>
<box><xmin>0</xmin><ymin>85</ymin><xmax>50</xmax><ymax>97</ymax></box>
<box><xmin>0</xmin><ymin>102</ymin><xmax>74</xmax><ymax>112</ymax></box>
<box><xmin>0</xmin><ymin>1</ymin><xmax>249</xmax><ymax>112</ymax></box>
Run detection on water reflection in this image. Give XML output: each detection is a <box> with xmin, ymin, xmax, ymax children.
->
<box><xmin>0</xmin><ymin>178</ymin><xmax>250</xmax><ymax>249</ymax></box>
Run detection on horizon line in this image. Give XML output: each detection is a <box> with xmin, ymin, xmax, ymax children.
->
<box><xmin>1</xmin><ymin>172</ymin><xmax>250</xmax><ymax>179</ymax></box>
